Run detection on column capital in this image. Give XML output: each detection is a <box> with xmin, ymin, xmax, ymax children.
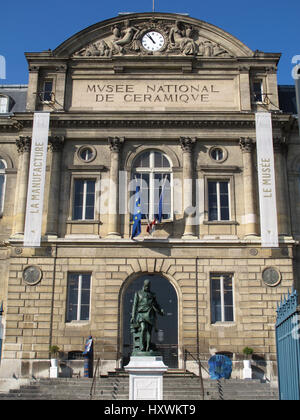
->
<box><xmin>28</xmin><ymin>65</ymin><xmax>40</xmax><ymax>73</ymax></box>
<box><xmin>108</xmin><ymin>136</ymin><xmax>124</xmax><ymax>152</ymax></box>
<box><xmin>273</xmin><ymin>136</ymin><xmax>287</xmax><ymax>154</ymax></box>
<box><xmin>238</xmin><ymin>65</ymin><xmax>250</xmax><ymax>73</ymax></box>
<box><xmin>180</xmin><ymin>137</ymin><xmax>196</xmax><ymax>152</ymax></box>
<box><xmin>16</xmin><ymin>136</ymin><xmax>31</xmax><ymax>154</ymax></box>
<box><xmin>239</xmin><ymin>137</ymin><xmax>255</xmax><ymax>153</ymax></box>
<box><xmin>48</xmin><ymin>136</ymin><xmax>64</xmax><ymax>152</ymax></box>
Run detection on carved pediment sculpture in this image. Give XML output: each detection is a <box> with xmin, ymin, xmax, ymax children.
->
<box><xmin>73</xmin><ymin>19</ymin><xmax>233</xmax><ymax>58</ymax></box>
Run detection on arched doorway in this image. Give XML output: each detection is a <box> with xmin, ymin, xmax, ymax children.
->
<box><xmin>122</xmin><ymin>274</ymin><xmax>178</xmax><ymax>368</ymax></box>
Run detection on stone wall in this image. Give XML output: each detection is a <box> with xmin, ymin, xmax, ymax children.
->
<box><xmin>0</xmin><ymin>243</ymin><xmax>293</xmax><ymax>379</ymax></box>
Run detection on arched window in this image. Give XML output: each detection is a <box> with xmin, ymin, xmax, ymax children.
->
<box><xmin>132</xmin><ymin>150</ymin><xmax>172</xmax><ymax>221</ymax></box>
<box><xmin>0</xmin><ymin>159</ymin><xmax>7</xmax><ymax>216</ymax></box>
<box><xmin>0</xmin><ymin>95</ymin><xmax>9</xmax><ymax>113</ymax></box>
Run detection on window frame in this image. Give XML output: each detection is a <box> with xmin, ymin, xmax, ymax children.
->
<box><xmin>207</xmin><ymin>179</ymin><xmax>231</xmax><ymax>222</ymax></box>
<box><xmin>77</xmin><ymin>145</ymin><xmax>97</xmax><ymax>163</ymax></box>
<box><xmin>0</xmin><ymin>158</ymin><xmax>7</xmax><ymax>217</ymax></box>
<box><xmin>66</xmin><ymin>272</ymin><xmax>92</xmax><ymax>323</ymax></box>
<box><xmin>42</xmin><ymin>79</ymin><xmax>54</xmax><ymax>102</ymax></box>
<box><xmin>251</xmin><ymin>78</ymin><xmax>264</xmax><ymax>103</ymax></box>
<box><xmin>209</xmin><ymin>146</ymin><xmax>228</xmax><ymax>164</ymax></box>
<box><xmin>72</xmin><ymin>178</ymin><xmax>96</xmax><ymax>221</ymax></box>
<box><xmin>132</xmin><ymin>150</ymin><xmax>173</xmax><ymax>222</ymax></box>
<box><xmin>210</xmin><ymin>273</ymin><xmax>234</xmax><ymax>324</ymax></box>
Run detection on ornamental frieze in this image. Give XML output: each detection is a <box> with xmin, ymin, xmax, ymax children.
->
<box><xmin>74</xmin><ymin>19</ymin><xmax>232</xmax><ymax>58</ymax></box>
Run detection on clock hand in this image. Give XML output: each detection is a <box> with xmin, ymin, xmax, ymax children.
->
<box><xmin>147</xmin><ymin>34</ymin><xmax>156</xmax><ymax>44</ymax></box>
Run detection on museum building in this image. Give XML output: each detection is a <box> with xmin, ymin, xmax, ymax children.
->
<box><xmin>0</xmin><ymin>12</ymin><xmax>299</xmax><ymax>380</ymax></box>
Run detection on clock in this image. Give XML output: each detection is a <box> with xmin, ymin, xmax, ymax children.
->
<box><xmin>141</xmin><ymin>31</ymin><xmax>165</xmax><ymax>52</ymax></box>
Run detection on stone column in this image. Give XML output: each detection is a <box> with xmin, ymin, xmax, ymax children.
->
<box><xmin>54</xmin><ymin>65</ymin><xmax>67</xmax><ymax>111</ymax></box>
<box><xmin>266</xmin><ymin>67</ymin><xmax>279</xmax><ymax>111</ymax></box>
<box><xmin>239</xmin><ymin>137</ymin><xmax>259</xmax><ymax>236</ymax></box>
<box><xmin>239</xmin><ymin>66</ymin><xmax>251</xmax><ymax>111</ymax></box>
<box><xmin>46</xmin><ymin>136</ymin><xmax>64</xmax><ymax>237</ymax></box>
<box><xmin>180</xmin><ymin>137</ymin><xmax>196</xmax><ymax>238</ymax></box>
<box><xmin>107</xmin><ymin>137</ymin><xmax>124</xmax><ymax>237</ymax></box>
<box><xmin>26</xmin><ymin>66</ymin><xmax>39</xmax><ymax>111</ymax></box>
<box><xmin>273</xmin><ymin>137</ymin><xmax>290</xmax><ymax>236</ymax></box>
<box><xmin>12</xmin><ymin>136</ymin><xmax>31</xmax><ymax>237</ymax></box>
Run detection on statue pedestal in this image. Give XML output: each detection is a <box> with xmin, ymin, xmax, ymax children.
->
<box><xmin>242</xmin><ymin>360</ymin><xmax>252</xmax><ymax>379</ymax></box>
<box><xmin>124</xmin><ymin>356</ymin><xmax>168</xmax><ymax>400</ymax></box>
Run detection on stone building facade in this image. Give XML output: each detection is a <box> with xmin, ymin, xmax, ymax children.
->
<box><xmin>0</xmin><ymin>13</ymin><xmax>299</xmax><ymax>380</ymax></box>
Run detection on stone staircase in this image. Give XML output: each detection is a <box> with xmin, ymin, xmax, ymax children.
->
<box><xmin>0</xmin><ymin>371</ymin><xmax>278</xmax><ymax>400</ymax></box>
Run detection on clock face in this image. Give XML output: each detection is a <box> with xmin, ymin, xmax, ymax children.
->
<box><xmin>142</xmin><ymin>31</ymin><xmax>165</xmax><ymax>51</ymax></box>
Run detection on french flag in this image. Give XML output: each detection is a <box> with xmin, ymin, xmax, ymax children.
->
<box><xmin>147</xmin><ymin>180</ymin><xmax>164</xmax><ymax>234</ymax></box>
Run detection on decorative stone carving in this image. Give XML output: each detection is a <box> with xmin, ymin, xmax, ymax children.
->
<box><xmin>74</xmin><ymin>19</ymin><xmax>232</xmax><ymax>58</ymax></box>
<box><xmin>22</xmin><ymin>265</ymin><xmax>43</xmax><ymax>286</ymax></box>
<box><xmin>16</xmin><ymin>136</ymin><xmax>31</xmax><ymax>154</ymax></box>
<box><xmin>112</xmin><ymin>20</ymin><xmax>141</xmax><ymax>54</ymax></box>
<box><xmin>108</xmin><ymin>136</ymin><xmax>124</xmax><ymax>152</ymax></box>
<box><xmin>180</xmin><ymin>136</ymin><xmax>196</xmax><ymax>152</ymax></box>
<box><xmin>239</xmin><ymin>137</ymin><xmax>254</xmax><ymax>153</ymax></box>
<box><xmin>168</xmin><ymin>21</ymin><xmax>197</xmax><ymax>55</ymax></box>
<box><xmin>48</xmin><ymin>136</ymin><xmax>64</xmax><ymax>152</ymax></box>
<box><xmin>262</xmin><ymin>266</ymin><xmax>281</xmax><ymax>287</ymax></box>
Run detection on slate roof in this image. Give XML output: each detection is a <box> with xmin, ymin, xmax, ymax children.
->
<box><xmin>0</xmin><ymin>84</ymin><xmax>28</xmax><ymax>113</ymax></box>
<box><xmin>278</xmin><ymin>85</ymin><xmax>297</xmax><ymax>114</ymax></box>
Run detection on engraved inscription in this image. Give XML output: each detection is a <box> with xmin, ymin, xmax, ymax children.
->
<box><xmin>71</xmin><ymin>79</ymin><xmax>237</xmax><ymax>111</ymax></box>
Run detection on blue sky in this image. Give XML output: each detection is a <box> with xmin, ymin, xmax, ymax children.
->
<box><xmin>1</xmin><ymin>0</ymin><xmax>299</xmax><ymax>85</ymax></box>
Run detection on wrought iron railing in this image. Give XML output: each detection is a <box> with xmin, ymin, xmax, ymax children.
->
<box><xmin>183</xmin><ymin>348</ymin><xmax>209</xmax><ymax>400</ymax></box>
<box><xmin>89</xmin><ymin>357</ymin><xmax>100</xmax><ymax>400</ymax></box>
<box><xmin>275</xmin><ymin>288</ymin><xmax>300</xmax><ymax>400</ymax></box>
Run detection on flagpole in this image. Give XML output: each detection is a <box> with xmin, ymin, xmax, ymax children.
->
<box><xmin>153</xmin><ymin>0</ymin><xmax>155</xmax><ymax>12</ymax></box>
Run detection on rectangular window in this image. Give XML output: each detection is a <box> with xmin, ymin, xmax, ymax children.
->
<box><xmin>253</xmin><ymin>79</ymin><xmax>263</xmax><ymax>102</ymax></box>
<box><xmin>0</xmin><ymin>174</ymin><xmax>5</xmax><ymax>215</ymax></box>
<box><xmin>43</xmin><ymin>80</ymin><xmax>53</xmax><ymax>102</ymax></box>
<box><xmin>153</xmin><ymin>173</ymin><xmax>171</xmax><ymax>220</ymax></box>
<box><xmin>0</xmin><ymin>160</ymin><xmax>6</xmax><ymax>216</ymax></box>
<box><xmin>73</xmin><ymin>179</ymin><xmax>95</xmax><ymax>220</ymax></box>
<box><xmin>66</xmin><ymin>273</ymin><xmax>91</xmax><ymax>322</ymax></box>
<box><xmin>211</xmin><ymin>273</ymin><xmax>234</xmax><ymax>323</ymax></box>
<box><xmin>208</xmin><ymin>180</ymin><xmax>230</xmax><ymax>221</ymax></box>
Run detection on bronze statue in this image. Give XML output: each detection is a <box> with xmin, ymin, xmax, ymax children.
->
<box><xmin>130</xmin><ymin>279</ymin><xmax>164</xmax><ymax>354</ymax></box>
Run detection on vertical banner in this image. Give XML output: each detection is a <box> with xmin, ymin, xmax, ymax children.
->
<box><xmin>255</xmin><ymin>112</ymin><xmax>278</xmax><ymax>247</ymax></box>
<box><xmin>24</xmin><ymin>112</ymin><xmax>50</xmax><ymax>247</ymax></box>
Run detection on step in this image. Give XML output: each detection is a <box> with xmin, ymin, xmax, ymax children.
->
<box><xmin>0</xmin><ymin>376</ymin><xmax>278</xmax><ymax>401</ymax></box>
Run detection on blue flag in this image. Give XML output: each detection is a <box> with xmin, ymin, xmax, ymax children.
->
<box><xmin>157</xmin><ymin>187</ymin><xmax>163</xmax><ymax>223</ymax></box>
<box><xmin>156</xmin><ymin>177</ymin><xmax>167</xmax><ymax>223</ymax></box>
<box><xmin>131</xmin><ymin>185</ymin><xmax>142</xmax><ymax>239</ymax></box>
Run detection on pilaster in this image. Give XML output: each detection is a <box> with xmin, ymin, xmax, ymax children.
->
<box><xmin>11</xmin><ymin>137</ymin><xmax>31</xmax><ymax>237</ymax></box>
<box><xmin>273</xmin><ymin>137</ymin><xmax>290</xmax><ymax>236</ymax></box>
<box><xmin>239</xmin><ymin>66</ymin><xmax>251</xmax><ymax>111</ymax></box>
<box><xmin>26</xmin><ymin>66</ymin><xmax>39</xmax><ymax>111</ymax></box>
<box><xmin>107</xmin><ymin>137</ymin><xmax>124</xmax><ymax>237</ymax></box>
<box><xmin>46</xmin><ymin>136</ymin><xmax>64</xmax><ymax>237</ymax></box>
<box><xmin>239</xmin><ymin>137</ymin><xmax>259</xmax><ymax>237</ymax></box>
<box><xmin>180</xmin><ymin>137</ymin><xmax>197</xmax><ymax>238</ymax></box>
